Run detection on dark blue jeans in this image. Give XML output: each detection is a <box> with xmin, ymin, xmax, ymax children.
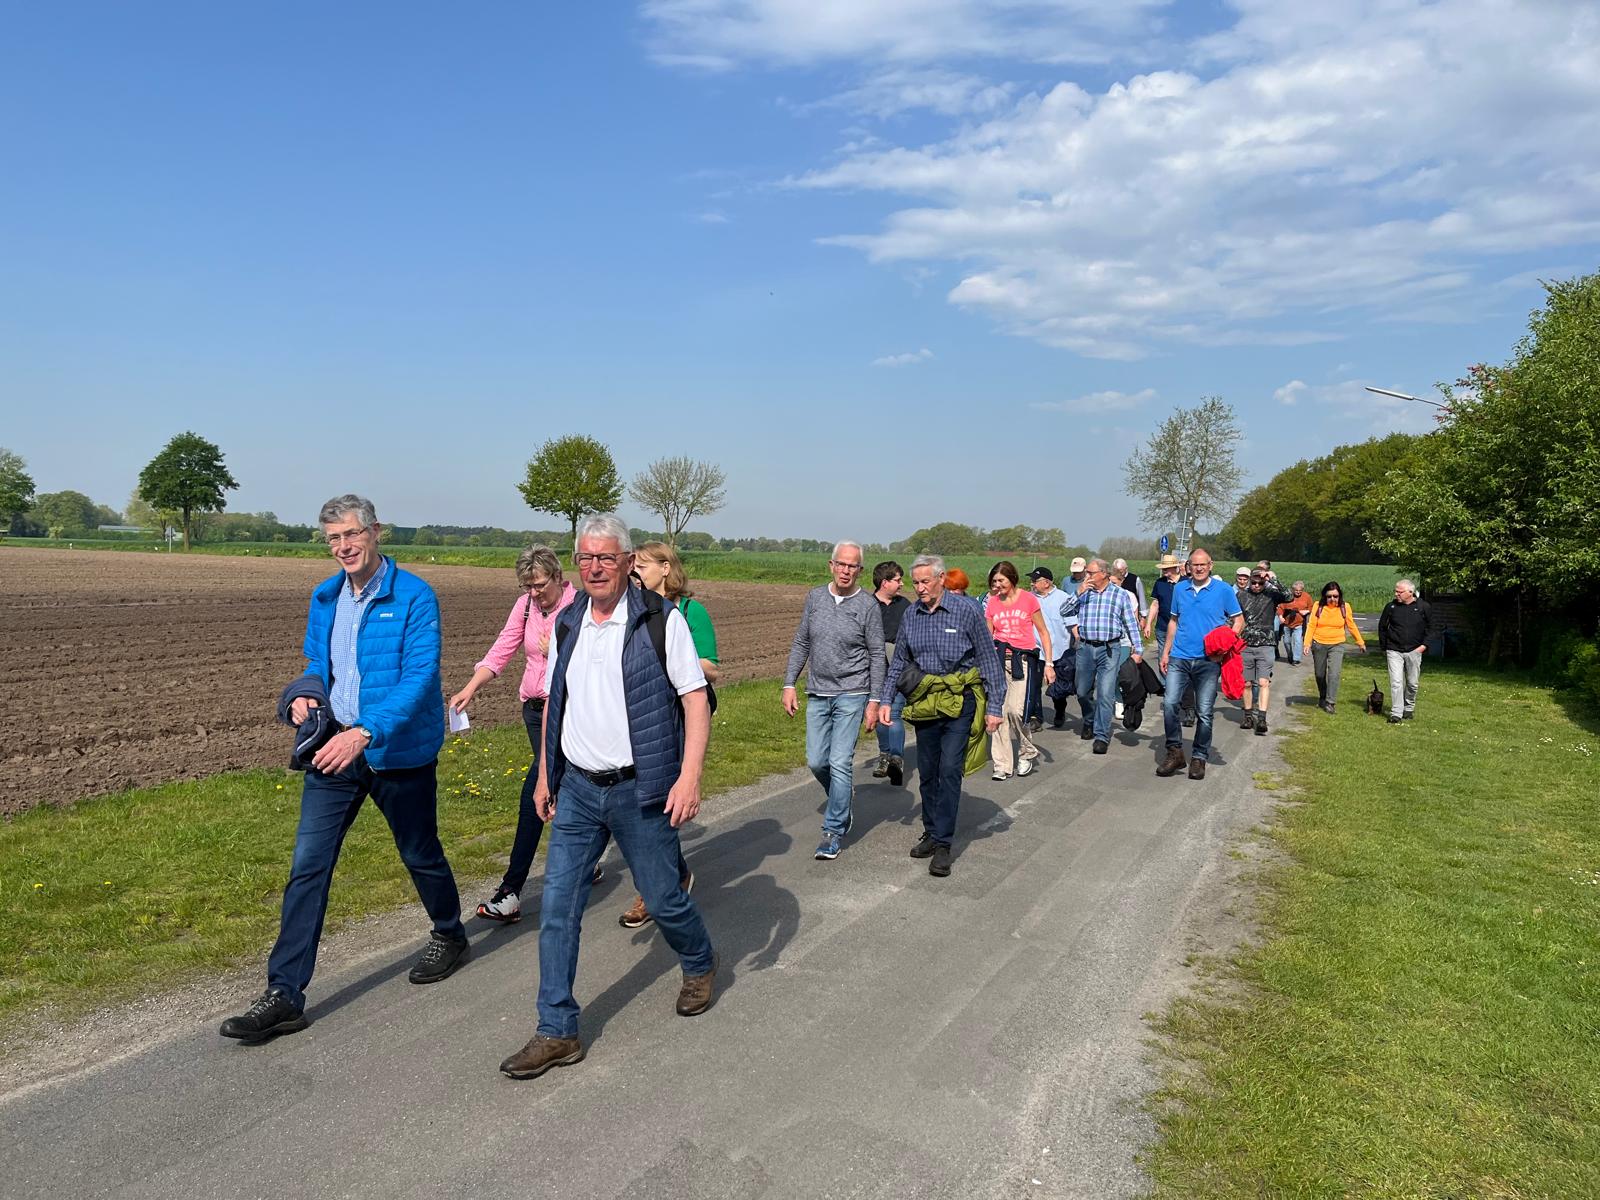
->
<box><xmin>267</xmin><ymin>759</ymin><xmax>464</xmax><ymax>1010</ymax></box>
<box><xmin>501</xmin><ymin>698</ymin><xmax>547</xmax><ymax>894</ymax></box>
<box><xmin>1076</xmin><ymin>642</ymin><xmax>1128</xmax><ymax>741</ymax></box>
<box><xmin>1163</xmin><ymin>657</ymin><xmax>1222</xmax><ymax>761</ymax></box>
<box><xmin>910</xmin><ymin>690</ymin><xmax>976</xmax><ymax>848</ymax></box>
<box><xmin>536</xmin><ymin>771</ymin><xmax>713</xmax><ymax>1039</ymax></box>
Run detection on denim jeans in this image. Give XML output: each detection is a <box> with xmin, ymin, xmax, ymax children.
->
<box><xmin>501</xmin><ymin>698</ymin><xmax>547</xmax><ymax>894</ymax></box>
<box><xmin>911</xmin><ymin>690</ymin><xmax>976</xmax><ymax>847</ymax></box>
<box><xmin>1162</xmin><ymin>657</ymin><xmax>1222</xmax><ymax>761</ymax></box>
<box><xmin>536</xmin><ymin>772</ymin><xmax>713</xmax><ymax>1038</ymax></box>
<box><xmin>1283</xmin><ymin>625</ymin><xmax>1304</xmax><ymax>664</ymax></box>
<box><xmin>875</xmin><ymin>689</ymin><xmax>907</xmax><ymax>758</ymax></box>
<box><xmin>1075</xmin><ymin>642</ymin><xmax>1129</xmax><ymax>741</ymax></box>
<box><xmin>806</xmin><ymin>693</ymin><xmax>870</xmax><ymax>835</ymax></box>
<box><xmin>267</xmin><ymin>760</ymin><xmax>464</xmax><ymax>1010</ymax></box>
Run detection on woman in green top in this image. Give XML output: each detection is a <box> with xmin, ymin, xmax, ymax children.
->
<box><xmin>617</xmin><ymin>540</ymin><xmax>718</xmax><ymax>929</ymax></box>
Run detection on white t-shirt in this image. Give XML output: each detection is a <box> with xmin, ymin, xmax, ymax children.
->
<box><xmin>543</xmin><ymin>593</ymin><xmax>708</xmax><ymax>772</ymax></box>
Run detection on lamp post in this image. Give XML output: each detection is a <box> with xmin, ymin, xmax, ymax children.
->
<box><xmin>1364</xmin><ymin>385</ymin><xmax>1449</xmax><ymax>411</ymax></box>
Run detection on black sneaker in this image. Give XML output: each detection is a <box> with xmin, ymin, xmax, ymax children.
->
<box><xmin>1079</xmin><ymin>724</ymin><xmax>1095</xmax><ymax>741</ymax></box>
<box><xmin>1092</xmin><ymin>740</ymin><xmax>1108</xmax><ymax>755</ymax></box>
<box><xmin>1387</xmin><ymin>714</ymin><xmax>1402</xmax><ymax>724</ymax></box>
<box><xmin>929</xmin><ymin>844</ymin><xmax>952</xmax><ymax>877</ymax></box>
<box><xmin>887</xmin><ymin>756</ymin><xmax>904</xmax><ymax>787</ymax></box>
<box><xmin>219</xmin><ymin>988</ymin><xmax>307</xmax><ymax>1044</ymax></box>
<box><xmin>1402</xmin><ymin>711</ymin><xmax>1415</xmax><ymax>720</ymax></box>
<box><xmin>909</xmin><ymin>833</ymin><xmax>939</xmax><ymax>859</ymax></box>
<box><xmin>409</xmin><ymin>931</ymin><xmax>470</xmax><ymax>984</ymax></box>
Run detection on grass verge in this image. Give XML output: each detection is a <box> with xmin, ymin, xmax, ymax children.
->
<box><xmin>1143</xmin><ymin>661</ymin><xmax>1600</xmax><ymax>1197</ymax></box>
<box><xmin>0</xmin><ymin>677</ymin><xmax>801</xmax><ymax>1035</ymax></box>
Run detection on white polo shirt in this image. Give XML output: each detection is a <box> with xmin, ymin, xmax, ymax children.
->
<box><xmin>543</xmin><ymin>593</ymin><xmax>708</xmax><ymax>772</ymax></box>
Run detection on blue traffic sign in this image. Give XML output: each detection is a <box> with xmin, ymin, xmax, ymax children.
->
<box><xmin>1159</xmin><ymin>534</ymin><xmax>1170</xmax><ymax>552</ymax></box>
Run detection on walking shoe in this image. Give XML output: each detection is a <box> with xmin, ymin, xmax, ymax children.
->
<box><xmin>1156</xmin><ymin>747</ymin><xmax>1188</xmax><ymax>777</ymax></box>
<box><xmin>618</xmin><ymin>870</ymin><xmax>694</xmax><ymax>929</ymax></box>
<box><xmin>1255</xmin><ymin>717</ymin><xmax>1268</xmax><ymax>735</ymax></box>
<box><xmin>1321</xmin><ymin>702</ymin><xmax>1336</xmax><ymax>714</ymax></box>
<box><xmin>1403</xmin><ymin>711</ymin><xmax>1415</xmax><ymax>720</ymax></box>
<box><xmin>676</xmin><ymin>953</ymin><xmax>719</xmax><ymax>1016</ymax></box>
<box><xmin>814</xmin><ymin>834</ymin><xmax>842</xmax><ymax>860</ymax></box>
<box><xmin>592</xmin><ymin>863</ymin><xmax>604</xmax><ymax>885</ymax></box>
<box><xmin>1387</xmin><ymin>714</ymin><xmax>1402</xmax><ymax>724</ymax></box>
<box><xmin>1027</xmin><ymin>717</ymin><xmax>1044</xmax><ymax>733</ymax></box>
<box><xmin>409</xmin><ymin>931</ymin><xmax>471</xmax><ymax>984</ymax></box>
<box><xmin>871</xmin><ymin>753</ymin><xmax>890</xmax><ymax>778</ymax></box>
<box><xmin>1241</xmin><ymin>711</ymin><xmax>1256</xmax><ymax>730</ymax></box>
<box><xmin>1181</xmin><ymin>712</ymin><xmax>1196</xmax><ymax>728</ymax></box>
<box><xmin>475</xmin><ymin>887</ymin><xmax>521</xmax><ymax>924</ymax></box>
<box><xmin>887</xmin><ymin>756</ymin><xmax>904</xmax><ymax>787</ymax></box>
<box><xmin>991</xmin><ymin>768</ymin><xmax>1012</xmax><ymax>781</ymax></box>
<box><xmin>1079</xmin><ymin>724</ymin><xmax>1095</xmax><ymax>741</ymax></box>
<box><xmin>1188</xmin><ymin>758</ymin><xmax>1207</xmax><ymax>780</ymax></box>
<box><xmin>500</xmin><ymin>1034</ymin><xmax>585</xmax><ymax>1079</ymax></box>
<box><xmin>1050</xmin><ymin>717</ymin><xmax>1066</xmax><ymax>730</ymax></box>
<box><xmin>1092</xmin><ymin>740</ymin><xmax>1108</xmax><ymax>755</ymax></box>
<box><xmin>928</xmin><ymin>844</ymin><xmax>952</xmax><ymax>877</ymax></box>
<box><xmin>219</xmin><ymin>988</ymin><xmax>307</xmax><ymax>1043</ymax></box>
<box><xmin>1016</xmin><ymin>757</ymin><xmax>1035</xmax><ymax>777</ymax></box>
<box><xmin>910</xmin><ymin>833</ymin><xmax>939</xmax><ymax>858</ymax></box>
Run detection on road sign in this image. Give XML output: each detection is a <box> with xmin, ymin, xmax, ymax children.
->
<box><xmin>1159</xmin><ymin>534</ymin><xmax>1169</xmax><ymax>553</ymax></box>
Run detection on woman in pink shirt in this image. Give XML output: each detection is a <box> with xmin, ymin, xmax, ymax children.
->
<box><xmin>986</xmin><ymin>561</ymin><xmax>1055</xmax><ymax>780</ymax></box>
<box><xmin>448</xmin><ymin>545</ymin><xmax>587</xmax><ymax>924</ymax></box>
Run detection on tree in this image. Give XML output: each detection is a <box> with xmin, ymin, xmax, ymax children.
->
<box><xmin>1124</xmin><ymin>398</ymin><xmax>1243</xmax><ymax>549</ymax></box>
<box><xmin>124</xmin><ymin>489</ymin><xmax>165</xmax><ymax>532</ymax></box>
<box><xmin>137</xmin><ymin>431</ymin><xmax>239</xmax><ymax>549</ymax></box>
<box><xmin>903</xmin><ymin>521</ymin><xmax>985</xmax><ymax>555</ymax></box>
<box><xmin>0</xmin><ymin>448</ymin><xmax>35</xmax><ymax>529</ymax></box>
<box><xmin>518</xmin><ymin>435</ymin><xmax>623</xmax><ymax>543</ymax></box>
<box><xmin>628</xmin><ymin>457</ymin><xmax>727</xmax><ymax>547</ymax></box>
<box><xmin>31</xmin><ymin>490</ymin><xmax>105</xmax><ymax>535</ymax></box>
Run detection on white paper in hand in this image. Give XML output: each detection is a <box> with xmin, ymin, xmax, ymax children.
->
<box><xmin>448</xmin><ymin>707</ymin><xmax>471</xmax><ymax>733</ymax></box>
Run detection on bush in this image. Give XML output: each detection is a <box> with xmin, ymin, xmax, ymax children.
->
<box><xmin>1535</xmin><ymin>625</ymin><xmax>1600</xmax><ymax>709</ymax></box>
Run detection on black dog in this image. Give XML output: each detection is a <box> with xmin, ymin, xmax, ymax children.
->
<box><xmin>1365</xmin><ymin>680</ymin><xmax>1385</xmax><ymax>715</ymax></box>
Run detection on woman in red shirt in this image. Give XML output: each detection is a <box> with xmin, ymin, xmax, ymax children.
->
<box><xmin>986</xmin><ymin>561</ymin><xmax>1055</xmax><ymax>780</ymax></box>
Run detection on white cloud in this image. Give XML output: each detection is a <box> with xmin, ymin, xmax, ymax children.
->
<box><xmin>871</xmin><ymin>347</ymin><xmax>934</xmax><ymax>367</ymax></box>
<box><xmin>787</xmin><ymin>68</ymin><xmax>1017</xmax><ymax>120</ymax></box>
<box><xmin>696</xmin><ymin>210</ymin><xmax>731</xmax><ymax>224</ymax></box>
<box><xmin>1274</xmin><ymin>380</ymin><xmax>1307</xmax><ymax>406</ymax></box>
<box><xmin>1275</xmin><ymin>377</ymin><xmax>1442</xmax><ymax>435</ymax></box>
<box><xmin>1032</xmin><ymin>387</ymin><xmax>1157</xmax><ymax>414</ymax></box>
<box><xmin>775</xmin><ymin>1</ymin><xmax>1600</xmax><ymax>358</ymax></box>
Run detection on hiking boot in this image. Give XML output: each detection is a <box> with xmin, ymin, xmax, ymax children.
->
<box><xmin>409</xmin><ymin>931</ymin><xmax>470</xmax><ymax>984</ymax></box>
<box><xmin>500</xmin><ymin>1034</ymin><xmax>584</xmax><ymax>1079</ymax></box>
<box><xmin>1188</xmin><ymin>758</ymin><xmax>1207</xmax><ymax>780</ymax></box>
<box><xmin>1156</xmin><ymin>747</ymin><xmax>1187</xmax><ymax>777</ymax></box>
<box><xmin>910</xmin><ymin>833</ymin><xmax>939</xmax><ymax>859</ymax></box>
<box><xmin>219</xmin><ymin>988</ymin><xmax>307</xmax><ymax>1044</ymax></box>
<box><xmin>814</xmin><ymin>834</ymin><xmax>842</xmax><ymax>860</ymax></box>
<box><xmin>887</xmin><ymin>756</ymin><xmax>904</xmax><ymax>786</ymax></box>
<box><xmin>618</xmin><ymin>870</ymin><xmax>694</xmax><ymax>928</ymax></box>
<box><xmin>475</xmin><ymin>887</ymin><xmax>521</xmax><ymax>924</ymax></box>
<box><xmin>929</xmin><ymin>844</ymin><xmax>952</xmax><ymax>877</ymax></box>
<box><xmin>871</xmin><ymin>753</ymin><xmax>890</xmax><ymax>778</ymax></box>
<box><xmin>1241</xmin><ymin>711</ymin><xmax>1256</xmax><ymax>730</ymax></box>
<box><xmin>1092</xmin><ymin>740</ymin><xmax>1108</xmax><ymax>755</ymax></box>
<box><xmin>1255</xmin><ymin>717</ymin><xmax>1268</xmax><ymax>735</ymax></box>
<box><xmin>676</xmin><ymin>953</ymin><xmax>719</xmax><ymax>1016</ymax></box>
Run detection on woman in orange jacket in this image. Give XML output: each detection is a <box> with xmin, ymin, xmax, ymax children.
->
<box><xmin>1303</xmin><ymin>581</ymin><xmax>1367</xmax><ymax>712</ymax></box>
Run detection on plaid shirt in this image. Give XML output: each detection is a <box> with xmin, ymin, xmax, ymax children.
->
<box><xmin>881</xmin><ymin>591</ymin><xmax>1005</xmax><ymax>716</ymax></box>
<box><xmin>1074</xmin><ymin>582</ymin><xmax>1144</xmax><ymax>653</ymax></box>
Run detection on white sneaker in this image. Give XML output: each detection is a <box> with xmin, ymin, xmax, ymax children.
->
<box><xmin>991</xmin><ymin>769</ymin><xmax>1012</xmax><ymax>781</ymax></box>
<box><xmin>476</xmin><ymin>888</ymin><xmax>521</xmax><ymax>923</ymax></box>
<box><xmin>1016</xmin><ymin>758</ymin><xmax>1035</xmax><ymax>777</ymax></box>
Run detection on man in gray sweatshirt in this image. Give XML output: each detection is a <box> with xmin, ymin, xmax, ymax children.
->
<box><xmin>782</xmin><ymin>541</ymin><xmax>885</xmax><ymax>860</ymax></box>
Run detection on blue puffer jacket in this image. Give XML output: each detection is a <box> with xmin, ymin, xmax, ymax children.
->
<box><xmin>302</xmin><ymin>557</ymin><xmax>444</xmax><ymax>770</ymax></box>
<box><xmin>544</xmin><ymin>585</ymin><xmax>684</xmax><ymax>806</ymax></box>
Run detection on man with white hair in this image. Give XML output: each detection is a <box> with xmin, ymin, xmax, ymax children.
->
<box><xmin>500</xmin><ymin>514</ymin><xmax>716</xmax><ymax>1080</ymax></box>
<box><xmin>1378</xmin><ymin>579</ymin><xmax>1436</xmax><ymax>722</ymax></box>
<box><xmin>782</xmin><ymin>541</ymin><xmax>884</xmax><ymax>860</ymax></box>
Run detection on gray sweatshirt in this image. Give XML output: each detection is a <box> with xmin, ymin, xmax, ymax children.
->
<box><xmin>783</xmin><ymin>586</ymin><xmax>886</xmax><ymax>698</ymax></box>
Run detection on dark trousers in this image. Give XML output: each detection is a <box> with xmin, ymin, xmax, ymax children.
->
<box><xmin>1048</xmin><ymin>650</ymin><xmax>1076</xmax><ymax>720</ymax></box>
<box><xmin>1020</xmin><ymin>649</ymin><xmax>1044</xmax><ymax>725</ymax></box>
<box><xmin>501</xmin><ymin>698</ymin><xmax>547</xmax><ymax>895</ymax></box>
<box><xmin>267</xmin><ymin>759</ymin><xmax>464</xmax><ymax>1010</ymax></box>
<box><xmin>910</xmin><ymin>690</ymin><xmax>976</xmax><ymax>847</ymax></box>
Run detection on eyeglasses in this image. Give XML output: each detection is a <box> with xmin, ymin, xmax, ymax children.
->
<box><xmin>574</xmin><ymin>552</ymin><xmax>622</xmax><ymax>568</ymax></box>
<box><xmin>830</xmin><ymin>560</ymin><xmax>863</xmax><ymax>572</ymax></box>
<box><xmin>324</xmin><ymin>528</ymin><xmax>370</xmax><ymax>547</ymax></box>
<box><xmin>525</xmin><ymin>577</ymin><xmax>558</xmax><ymax>592</ymax></box>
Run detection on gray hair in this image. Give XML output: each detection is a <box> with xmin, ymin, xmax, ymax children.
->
<box><xmin>1397</xmin><ymin>578</ymin><xmax>1417</xmax><ymax>596</ymax></box>
<box><xmin>1086</xmin><ymin>557</ymin><xmax>1109</xmax><ymax>575</ymax></box>
<box><xmin>1111</xmin><ymin>558</ymin><xmax>1129</xmax><ymax>572</ymax></box>
<box><xmin>574</xmin><ymin>512</ymin><xmax>632</xmax><ymax>553</ymax></box>
<box><xmin>516</xmin><ymin>545</ymin><xmax>563</xmax><ymax>587</ymax></box>
<box><xmin>911</xmin><ymin>553</ymin><xmax>946</xmax><ymax>576</ymax></box>
<box><xmin>318</xmin><ymin>494</ymin><xmax>377</xmax><ymax>529</ymax></box>
<box><xmin>832</xmin><ymin>540</ymin><xmax>863</xmax><ymax>561</ymax></box>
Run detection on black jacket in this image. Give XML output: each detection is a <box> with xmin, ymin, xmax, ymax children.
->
<box><xmin>1118</xmin><ymin>656</ymin><xmax>1165</xmax><ymax>729</ymax></box>
<box><xmin>277</xmin><ymin>673</ymin><xmax>335</xmax><ymax>770</ymax></box>
<box><xmin>1378</xmin><ymin>598</ymin><xmax>1435</xmax><ymax>652</ymax></box>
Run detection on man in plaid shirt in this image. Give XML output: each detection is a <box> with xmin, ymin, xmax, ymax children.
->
<box><xmin>1073</xmin><ymin>558</ymin><xmax>1145</xmax><ymax>755</ymax></box>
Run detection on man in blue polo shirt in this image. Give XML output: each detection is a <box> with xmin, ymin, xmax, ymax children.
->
<box><xmin>1157</xmin><ymin>548</ymin><xmax>1243</xmax><ymax>781</ymax></box>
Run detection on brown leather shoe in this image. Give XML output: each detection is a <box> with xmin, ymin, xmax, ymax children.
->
<box><xmin>1155</xmin><ymin>747</ymin><xmax>1187</xmax><ymax>777</ymax></box>
<box><xmin>499</xmin><ymin>1034</ymin><xmax>584</xmax><ymax>1079</ymax></box>
<box><xmin>618</xmin><ymin>895</ymin><xmax>651</xmax><ymax>928</ymax></box>
<box><xmin>676</xmin><ymin>953</ymin><xmax>719</xmax><ymax>1016</ymax></box>
<box><xmin>1188</xmin><ymin>758</ymin><xmax>1207</xmax><ymax>780</ymax></box>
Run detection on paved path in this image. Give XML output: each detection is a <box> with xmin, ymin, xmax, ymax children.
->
<box><xmin>2</xmin><ymin>675</ymin><xmax>1302</xmax><ymax>1200</ymax></box>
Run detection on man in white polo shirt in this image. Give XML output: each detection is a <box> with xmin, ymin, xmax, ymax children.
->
<box><xmin>499</xmin><ymin>514</ymin><xmax>717</xmax><ymax>1080</ymax></box>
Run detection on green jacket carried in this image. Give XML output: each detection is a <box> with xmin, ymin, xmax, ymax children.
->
<box><xmin>901</xmin><ymin>667</ymin><xmax>989</xmax><ymax>776</ymax></box>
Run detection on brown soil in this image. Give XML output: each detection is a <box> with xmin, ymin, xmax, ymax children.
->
<box><xmin>0</xmin><ymin>547</ymin><xmax>806</xmax><ymax>817</ymax></box>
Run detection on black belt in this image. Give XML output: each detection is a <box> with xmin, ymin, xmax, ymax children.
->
<box><xmin>572</xmin><ymin>764</ymin><xmax>636</xmax><ymax>787</ymax></box>
<box><xmin>1081</xmin><ymin>637</ymin><xmax>1115</xmax><ymax>647</ymax></box>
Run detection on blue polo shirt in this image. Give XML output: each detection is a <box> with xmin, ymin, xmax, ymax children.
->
<box><xmin>1168</xmin><ymin>575</ymin><xmax>1242</xmax><ymax>660</ymax></box>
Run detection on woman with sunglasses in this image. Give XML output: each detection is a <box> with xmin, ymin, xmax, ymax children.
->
<box><xmin>1303</xmin><ymin>580</ymin><xmax>1368</xmax><ymax>712</ymax></box>
<box><xmin>985</xmin><ymin>560</ymin><xmax>1054</xmax><ymax>780</ymax></box>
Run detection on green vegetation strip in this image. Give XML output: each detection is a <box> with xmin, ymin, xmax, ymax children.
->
<box><xmin>0</xmin><ymin>677</ymin><xmax>799</xmax><ymax>1034</ymax></box>
<box><xmin>1145</xmin><ymin>663</ymin><xmax>1600</xmax><ymax>1197</ymax></box>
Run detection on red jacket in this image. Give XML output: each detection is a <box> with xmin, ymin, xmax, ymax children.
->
<box><xmin>1203</xmin><ymin>626</ymin><xmax>1246</xmax><ymax>701</ymax></box>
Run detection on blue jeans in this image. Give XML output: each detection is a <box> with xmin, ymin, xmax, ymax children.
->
<box><xmin>267</xmin><ymin>760</ymin><xmax>463</xmax><ymax>1010</ymax></box>
<box><xmin>1163</xmin><ymin>657</ymin><xmax>1222</xmax><ymax>761</ymax></box>
<box><xmin>875</xmin><ymin>690</ymin><xmax>907</xmax><ymax>758</ymax></box>
<box><xmin>1075</xmin><ymin>642</ymin><xmax>1129</xmax><ymax>741</ymax></box>
<box><xmin>806</xmin><ymin>693</ymin><xmax>869</xmax><ymax>835</ymax></box>
<box><xmin>536</xmin><ymin>772</ymin><xmax>713</xmax><ymax>1038</ymax></box>
<box><xmin>1284</xmin><ymin>625</ymin><xmax>1304</xmax><ymax>664</ymax></box>
<box><xmin>911</xmin><ymin>691</ymin><xmax>976</xmax><ymax>847</ymax></box>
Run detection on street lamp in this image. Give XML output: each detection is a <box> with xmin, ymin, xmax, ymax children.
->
<box><xmin>1364</xmin><ymin>385</ymin><xmax>1449</xmax><ymax>411</ymax></box>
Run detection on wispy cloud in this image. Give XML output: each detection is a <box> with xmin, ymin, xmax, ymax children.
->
<box><xmin>871</xmin><ymin>347</ymin><xmax>934</xmax><ymax>367</ymax></box>
<box><xmin>1032</xmin><ymin>387</ymin><xmax>1157</xmax><ymax>414</ymax></box>
<box><xmin>695</xmin><ymin>210</ymin><xmax>731</xmax><ymax>224</ymax></box>
<box><xmin>1276</xmin><ymin>377</ymin><xmax>1442</xmax><ymax>435</ymax></box>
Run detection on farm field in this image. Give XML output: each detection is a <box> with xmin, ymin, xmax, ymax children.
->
<box><xmin>0</xmin><ymin>547</ymin><xmax>806</xmax><ymax>816</ymax></box>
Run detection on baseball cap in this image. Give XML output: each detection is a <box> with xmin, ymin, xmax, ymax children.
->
<box><xmin>1069</xmin><ymin>556</ymin><xmax>1087</xmax><ymax>573</ymax></box>
<box><xmin>1235</xmin><ymin>567</ymin><xmax>1250</xmax><ymax>577</ymax></box>
<box><xmin>1028</xmin><ymin>566</ymin><xmax>1053</xmax><ymax>581</ymax></box>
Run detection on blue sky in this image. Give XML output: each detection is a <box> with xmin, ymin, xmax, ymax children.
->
<box><xmin>4</xmin><ymin>1</ymin><xmax>1598</xmax><ymax>544</ymax></box>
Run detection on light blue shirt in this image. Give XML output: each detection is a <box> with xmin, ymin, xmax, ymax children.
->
<box><xmin>1034</xmin><ymin>585</ymin><xmax>1077</xmax><ymax>663</ymax></box>
<box><xmin>329</xmin><ymin>559</ymin><xmax>387</xmax><ymax>725</ymax></box>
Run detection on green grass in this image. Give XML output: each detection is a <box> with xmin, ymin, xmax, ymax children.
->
<box><xmin>0</xmin><ymin>677</ymin><xmax>801</xmax><ymax>1035</ymax></box>
<box><xmin>1143</xmin><ymin>663</ymin><xmax>1600</xmax><ymax>1198</ymax></box>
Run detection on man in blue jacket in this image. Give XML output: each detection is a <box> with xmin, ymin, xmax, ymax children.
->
<box><xmin>220</xmin><ymin>495</ymin><xmax>467</xmax><ymax>1044</ymax></box>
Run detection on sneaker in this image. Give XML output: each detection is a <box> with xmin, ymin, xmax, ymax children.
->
<box><xmin>475</xmin><ymin>887</ymin><xmax>521</xmax><ymax>924</ymax></box>
<box><xmin>991</xmin><ymin>768</ymin><xmax>1012</xmax><ymax>781</ymax></box>
<box><xmin>1156</xmin><ymin>747</ymin><xmax>1188</xmax><ymax>777</ymax></box>
<box><xmin>1016</xmin><ymin>757</ymin><xmax>1035</xmax><ymax>777</ymax></box>
<box><xmin>618</xmin><ymin>870</ymin><xmax>693</xmax><ymax>929</ymax></box>
<box><xmin>887</xmin><ymin>756</ymin><xmax>904</xmax><ymax>787</ymax></box>
<box><xmin>676</xmin><ymin>953</ymin><xmax>719</xmax><ymax>1016</ymax></box>
<box><xmin>1387</xmin><ymin>714</ymin><xmax>1402</xmax><ymax>724</ymax></box>
<box><xmin>910</xmin><ymin>833</ymin><xmax>939</xmax><ymax>859</ymax></box>
<box><xmin>1188</xmin><ymin>758</ymin><xmax>1207</xmax><ymax>780</ymax></box>
<box><xmin>1079</xmin><ymin>724</ymin><xmax>1095</xmax><ymax>741</ymax></box>
<box><xmin>409</xmin><ymin>931</ymin><xmax>470</xmax><ymax>984</ymax></box>
<box><xmin>500</xmin><ymin>1034</ymin><xmax>585</xmax><ymax>1080</ymax></box>
<box><xmin>1050</xmin><ymin>717</ymin><xmax>1066</xmax><ymax>730</ymax></box>
<box><xmin>1092</xmin><ymin>740</ymin><xmax>1108</xmax><ymax>755</ymax></box>
<box><xmin>815</xmin><ymin>834</ymin><xmax>842</xmax><ymax>860</ymax></box>
<box><xmin>1027</xmin><ymin>717</ymin><xmax>1044</xmax><ymax>733</ymax></box>
<box><xmin>1241</xmin><ymin>711</ymin><xmax>1256</xmax><ymax>730</ymax></box>
<box><xmin>1181</xmin><ymin>712</ymin><xmax>1196</xmax><ymax>728</ymax></box>
<box><xmin>871</xmin><ymin>753</ymin><xmax>890</xmax><ymax>778</ymax></box>
<box><xmin>1255</xmin><ymin>717</ymin><xmax>1268</xmax><ymax>735</ymax></box>
<box><xmin>592</xmin><ymin>863</ymin><xmax>604</xmax><ymax>885</ymax></box>
<box><xmin>1402</xmin><ymin>711</ymin><xmax>1415</xmax><ymax>720</ymax></box>
<box><xmin>929</xmin><ymin>844</ymin><xmax>952</xmax><ymax>877</ymax></box>
<box><xmin>219</xmin><ymin>988</ymin><xmax>307</xmax><ymax>1043</ymax></box>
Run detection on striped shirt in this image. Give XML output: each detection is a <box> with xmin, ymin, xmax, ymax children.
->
<box><xmin>328</xmin><ymin>559</ymin><xmax>388</xmax><ymax>725</ymax></box>
<box><xmin>881</xmin><ymin>591</ymin><xmax>1006</xmax><ymax>717</ymax></box>
<box><xmin>1075</xmin><ymin>582</ymin><xmax>1144</xmax><ymax>653</ymax></box>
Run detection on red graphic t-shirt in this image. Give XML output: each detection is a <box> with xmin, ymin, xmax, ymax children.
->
<box><xmin>988</xmin><ymin>591</ymin><xmax>1042</xmax><ymax>651</ymax></box>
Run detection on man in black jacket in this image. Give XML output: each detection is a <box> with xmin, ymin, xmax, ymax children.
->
<box><xmin>1237</xmin><ymin>569</ymin><xmax>1289</xmax><ymax>734</ymax></box>
<box><xmin>1378</xmin><ymin>580</ymin><xmax>1435</xmax><ymax>722</ymax></box>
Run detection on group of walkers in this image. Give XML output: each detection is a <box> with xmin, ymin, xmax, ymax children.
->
<box><xmin>220</xmin><ymin>493</ymin><xmax>1435</xmax><ymax>1082</ymax></box>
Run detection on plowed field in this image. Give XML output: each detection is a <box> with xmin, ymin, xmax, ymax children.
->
<box><xmin>1</xmin><ymin>547</ymin><xmax>806</xmax><ymax>816</ymax></box>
